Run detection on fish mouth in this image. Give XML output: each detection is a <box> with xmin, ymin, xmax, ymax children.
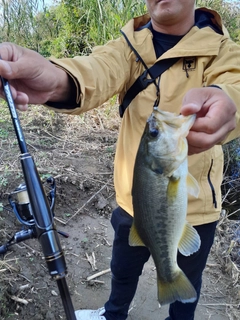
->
<box><xmin>147</xmin><ymin>116</ymin><xmax>160</xmax><ymax>138</ymax></box>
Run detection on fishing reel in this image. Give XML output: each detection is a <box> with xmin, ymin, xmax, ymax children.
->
<box><xmin>9</xmin><ymin>176</ymin><xmax>56</xmax><ymax>227</ymax></box>
<box><xmin>0</xmin><ymin>176</ymin><xmax>67</xmax><ymax>254</ymax></box>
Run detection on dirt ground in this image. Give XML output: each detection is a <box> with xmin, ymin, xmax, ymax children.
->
<box><xmin>0</xmin><ymin>106</ymin><xmax>239</xmax><ymax>320</ymax></box>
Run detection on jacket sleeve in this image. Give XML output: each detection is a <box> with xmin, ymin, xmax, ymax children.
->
<box><xmin>47</xmin><ymin>36</ymin><xmax>133</xmax><ymax>115</ymax></box>
<box><xmin>203</xmin><ymin>38</ymin><xmax>240</xmax><ymax>143</ymax></box>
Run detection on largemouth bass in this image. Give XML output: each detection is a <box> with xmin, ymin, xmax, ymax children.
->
<box><xmin>129</xmin><ymin>108</ymin><xmax>201</xmax><ymax>306</ymax></box>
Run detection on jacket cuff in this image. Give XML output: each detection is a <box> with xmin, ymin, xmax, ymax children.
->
<box><xmin>45</xmin><ymin>61</ymin><xmax>81</xmax><ymax>110</ymax></box>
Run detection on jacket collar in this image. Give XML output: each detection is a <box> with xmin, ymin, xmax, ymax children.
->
<box><xmin>121</xmin><ymin>7</ymin><xmax>228</xmax><ymax>63</ymax></box>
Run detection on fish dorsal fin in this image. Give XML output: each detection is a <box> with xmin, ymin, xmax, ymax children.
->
<box><xmin>187</xmin><ymin>173</ymin><xmax>199</xmax><ymax>198</ymax></box>
<box><xmin>178</xmin><ymin>222</ymin><xmax>201</xmax><ymax>256</ymax></box>
<box><xmin>129</xmin><ymin>222</ymin><xmax>146</xmax><ymax>247</ymax></box>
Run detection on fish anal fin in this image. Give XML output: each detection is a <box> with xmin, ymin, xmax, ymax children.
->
<box><xmin>129</xmin><ymin>222</ymin><xmax>146</xmax><ymax>247</ymax></box>
<box><xmin>187</xmin><ymin>173</ymin><xmax>199</xmax><ymax>198</ymax></box>
<box><xmin>178</xmin><ymin>222</ymin><xmax>201</xmax><ymax>256</ymax></box>
<box><xmin>157</xmin><ymin>269</ymin><xmax>197</xmax><ymax>306</ymax></box>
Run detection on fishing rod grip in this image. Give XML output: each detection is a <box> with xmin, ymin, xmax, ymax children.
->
<box><xmin>20</xmin><ymin>152</ymin><xmax>67</xmax><ymax>279</ymax></box>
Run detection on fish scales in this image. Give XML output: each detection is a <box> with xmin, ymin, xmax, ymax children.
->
<box><xmin>129</xmin><ymin>108</ymin><xmax>201</xmax><ymax>306</ymax></box>
<box><xmin>133</xmin><ymin>156</ymin><xmax>186</xmax><ymax>281</ymax></box>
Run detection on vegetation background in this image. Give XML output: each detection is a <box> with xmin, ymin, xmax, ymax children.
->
<box><xmin>0</xmin><ymin>1</ymin><xmax>240</xmax><ymax>57</ymax></box>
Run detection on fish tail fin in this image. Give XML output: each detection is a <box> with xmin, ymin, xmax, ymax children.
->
<box><xmin>157</xmin><ymin>269</ymin><xmax>197</xmax><ymax>306</ymax></box>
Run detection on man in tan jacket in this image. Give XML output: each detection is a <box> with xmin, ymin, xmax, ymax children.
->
<box><xmin>0</xmin><ymin>0</ymin><xmax>239</xmax><ymax>319</ymax></box>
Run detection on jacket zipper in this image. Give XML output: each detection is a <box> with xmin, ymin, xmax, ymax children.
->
<box><xmin>207</xmin><ymin>159</ymin><xmax>217</xmax><ymax>208</ymax></box>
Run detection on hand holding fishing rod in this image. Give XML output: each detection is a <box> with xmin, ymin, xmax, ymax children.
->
<box><xmin>0</xmin><ymin>68</ymin><xmax>77</xmax><ymax>320</ymax></box>
<box><xmin>0</xmin><ymin>44</ymin><xmax>74</xmax><ymax>111</ymax></box>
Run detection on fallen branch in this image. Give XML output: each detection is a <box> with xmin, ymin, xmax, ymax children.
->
<box><xmin>199</xmin><ymin>303</ymin><xmax>239</xmax><ymax>307</ymax></box>
<box><xmin>89</xmin><ymin>280</ymin><xmax>105</xmax><ymax>284</ymax></box>
<box><xmin>87</xmin><ymin>268</ymin><xmax>111</xmax><ymax>281</ymax></box>
<box><xmin>62</xmin><ymin>181</ymin><xmax>110</xmax><ymax>225</ymax></box>
<box><xmin>10</xmin><ymin>295</ymin><xmax>32</xmax><ymax>305</ymax></box>
<box><xmin>86</xmin><ymin>252</ymin><xmax>97</xmax><ymax>271</ymax></box>
<box><xmin>0</xmin><ymin>260</ymin><xmax>19</xmax><ymax>273</ymax></box>
<box><xmin>19</xmin><ymin>284</ymin><xmax>30</xmax><ymax>291</ymax></box>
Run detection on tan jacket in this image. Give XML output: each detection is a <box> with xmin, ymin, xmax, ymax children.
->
<box><xmin>49</xmin><ymin>7</ymin><xmax>240</xmax><ymax>226</ymax></box>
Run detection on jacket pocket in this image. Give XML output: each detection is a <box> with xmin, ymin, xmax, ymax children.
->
<box><xmin>207</xmin><ymin>159</ymin><xmax>217</xmax><ymax>208</ymax></box>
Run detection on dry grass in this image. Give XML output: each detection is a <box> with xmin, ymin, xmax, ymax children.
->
<box><xmin>0</xmin><ymin>100</ymin><xmax>120</xmax><ymax>188</ymax></box>
<box><xmin>214</xmin><ymin>212</ymin><xmax>240</xmax><ymax>287</ymax></box>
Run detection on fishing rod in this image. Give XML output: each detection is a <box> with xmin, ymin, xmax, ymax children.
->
<box><xmin>0</xmin><ymin>72</ymin><xmax>77</xmax><ymax>320</ymax></box>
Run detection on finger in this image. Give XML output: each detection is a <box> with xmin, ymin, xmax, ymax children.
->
<box><xmin>1</xmin><ymin>82</ymin><xmax>29</xmax><ymax>111</ymax></box>
<box><xmin>180</xmin><ymin>88</ymin><xmax>210</xmax><ymax>116</ymax></box>
<box><xmin>187</xmin><ymin>125</ymin><xmax>230</xmax><ymax>154</ymax></box>
<box><xmin>190</xmin><ymin>101</ymin><xmax>236</xmax><ymax>134</ymax></box>
<box><xmin>180</xmin><ymin>102</ymin><xmax>202</xmax><ymax>116</ymax></box>
<box><xmin>1</xmin><ymin>81</ymin><xmax>29</xmax><ymax>106</ymax></box>
<box><xmin>15</xmin><ymin>104</ymin><xmax>28</xmax><ymax>111</ymax></box>
<box><xmin>14</xmin><ymin>91</ymin><xmax>29</xmax><ymax>105</ymax></box>
<box><xmin>1</xmin><ymin>83</ymin><xmax>18</xmax><ymax>100</ymax></box>
<box><xmin>190</xmin><ymin>114</ymin><xmax>223</xmax><ymax>134</ymax></box>
<box><xmin>180</xmin><ymin>87</ymin><xmax>222</xmax><ymax>116</ymax></box>
<box><xmin>0</xmin><ymin>59</ymin><xmax>15</xmax><ymax>77</ymax></box>
<box><xmin>0</xmin><ymin>44</ymin><xmax>36</xmax><ymax>80</ymax></box>
<box><xmin>0</xmin><ymin>59</ymin><xmax>27</xmax><ymax>80</ymax></box>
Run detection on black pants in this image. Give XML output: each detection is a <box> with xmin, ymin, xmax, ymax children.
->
<box><xmin>104</xmin><ymin>207</ymin><xmax>217</xmax><ymax>320</ymax></box>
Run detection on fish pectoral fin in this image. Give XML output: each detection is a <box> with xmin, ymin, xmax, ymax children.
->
<box><xmin>157</xmin><ymin>269</ymin><xmax>197</xmax><ymax>306</ymax></box>
<box><xmin>178</xmin><ymin>222</ymin><xmax>201</xmax><ymax>256</ymax></box>
<box><xmin>187</xmin><ymin>173</ymin><xmax>199</xmax><ymax>198</ymax></box>
<box><xmin>170</xmin><ymin>170</ymin><xmax>180</xmax><ymax>181</ymax></box>
<box><xmin>129</xmin><ymin>223</ymin><xmax>146</xmax><ymax>247</ymax></box>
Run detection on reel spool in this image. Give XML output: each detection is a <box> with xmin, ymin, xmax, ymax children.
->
<box><xmin>8</xmin><ymin>177</ymin><xmax>56</xmax><ymax>227</ymax></box>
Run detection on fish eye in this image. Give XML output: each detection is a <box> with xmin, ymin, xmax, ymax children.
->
<box><xmin>149</xmin><ymin>128</ymin><xmax>159</xmax><ymax>138</ymax></box>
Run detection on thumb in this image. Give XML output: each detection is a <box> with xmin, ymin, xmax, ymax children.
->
<box><xmin>180</xmin><ymin>87</ymin><xmax>217</xmax><ymax>116</ymax></box>
<box><xmin>0</xmin><ymin>59</ymin><xmax>15</xmax><ymax>79</ymax></box>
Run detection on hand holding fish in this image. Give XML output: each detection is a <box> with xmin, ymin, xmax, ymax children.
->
<box><xmin>180</xmin><ymin>87</ymin><xmax>237</xmax><ymax>155</ymax></box>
